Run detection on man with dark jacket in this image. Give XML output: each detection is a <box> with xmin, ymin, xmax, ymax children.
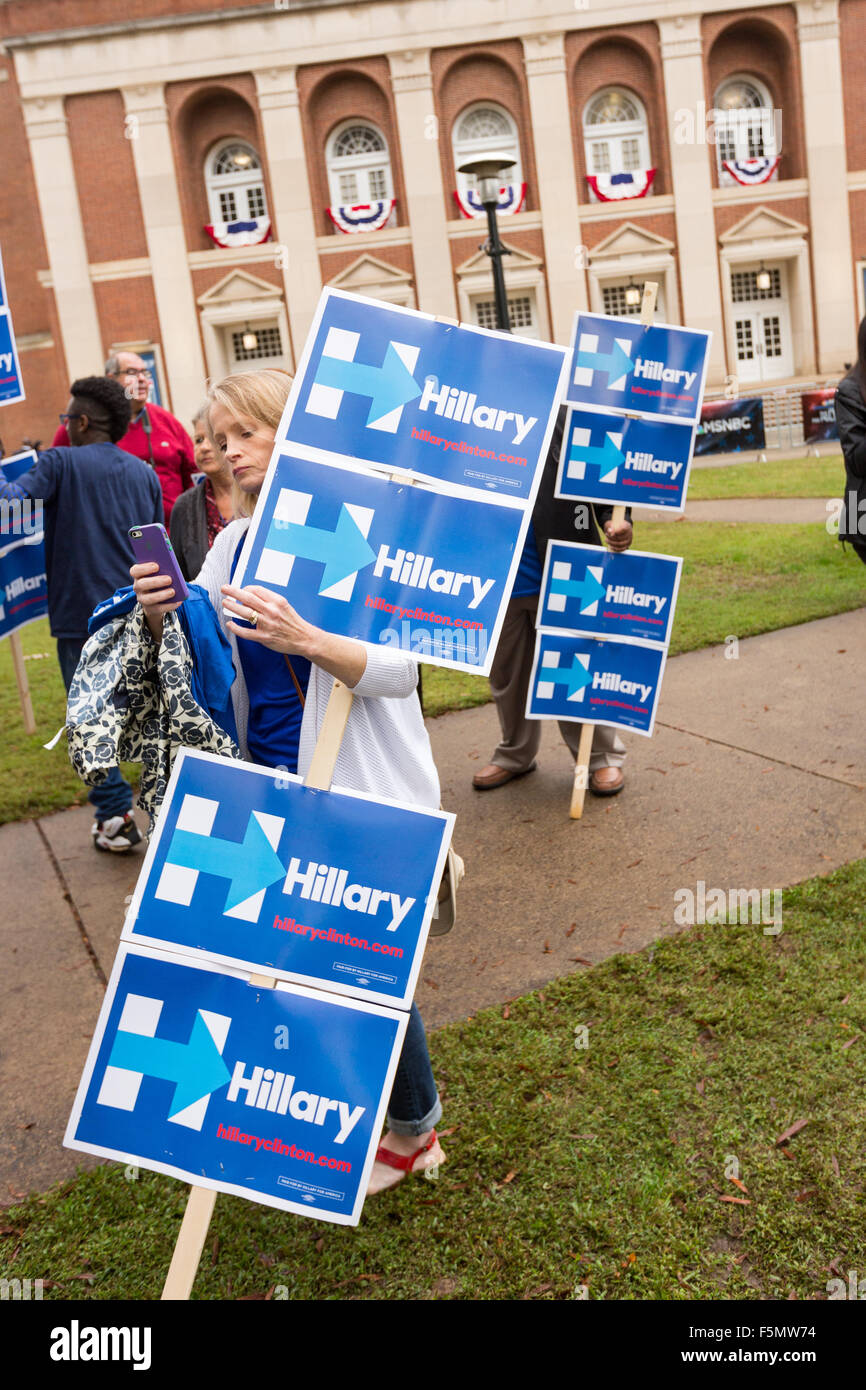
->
<box><xmin>834</xmin><ymin>368</ymin><xmax>866</xmax><ymax>564</ymax></box>
<box><xmin>472</xmin><ymin>407</ymin><xmax>633</xmax><ymax>794</ymax></box>
<box><xmin>0</xmin><ymin>376</ymin><xmax>163</xmax><ymax>850</ymax></box>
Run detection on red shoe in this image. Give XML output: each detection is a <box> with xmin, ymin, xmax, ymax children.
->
<box><xmin>368</xmin><ymin>1130</ymin><xmax>444</xmax><ymax>1194</ymax></box>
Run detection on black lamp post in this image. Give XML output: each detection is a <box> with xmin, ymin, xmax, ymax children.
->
<box><xmin>457</xmin><ymin>153</ymin><xmax>516</xmax><ymax>332</ymax></box>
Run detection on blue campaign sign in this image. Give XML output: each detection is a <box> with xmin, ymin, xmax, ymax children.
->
<box><xmin>557</xmin><ymin>408</ymin><xmax>695</xmax><ymax>512</ymax></box>
<box><xmin>0</xmin><ymin>450</ymin><xmax>46</xmax><ymax>639</ymax></box>
<box><xmin>527</xmin><ymin>630</ymin><xmax>667</xmax><ymax>737</ymax></box>
<box><xmin>123</xmin><ymin>750</ymin><xmax>453</xmax><ymax>1010</ymax></box>
<box><xmin>564</xmin><ymin>313</ymin><xmax>710</xmax><ymax>424</ymax></box>
<box><xmin>273</xmin><ymin>288</ymin><xmax>568</xmax><ymax>502</ymax></box>
<box><xmin>539</xmin><ymin>542</ymin><xmax>682</xmax><ymax>648</ymax></box>
<box><xmin>234</xmin><ymin>449</ymin><xmax>524</xmax><ymax>675</ymax></box>
<box><xmin>0</xmin><ymin>248</ymin><xmax>24</xmax><ymax>407</ymax></box>
<box><xmin>66</xmin><ymin>943</ymin><xmax>407</xmax><ymax>1226</ymax></box>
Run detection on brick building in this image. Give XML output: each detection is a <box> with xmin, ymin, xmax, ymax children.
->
<box><xmin>0</xmin><ymin>0</ymin><xmax>862</xmax><ymax>446</ymax></box>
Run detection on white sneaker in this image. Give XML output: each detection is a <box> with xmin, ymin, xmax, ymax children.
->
<box><xmin>91</xmin><ymin>813</ymin><xmax>142</xmax><ymax>853</ymax></box>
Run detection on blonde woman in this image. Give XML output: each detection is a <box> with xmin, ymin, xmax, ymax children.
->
<box><xmin>131</xmin><ymin>369</ymin><xmax>444</xmax><ymax>1193</ymax></box>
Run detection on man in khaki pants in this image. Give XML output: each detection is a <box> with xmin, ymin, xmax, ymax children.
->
<box><xmin>473</xmin><ymin>409</ymin><xmax>633</xmax><ymax>793</ymax></box>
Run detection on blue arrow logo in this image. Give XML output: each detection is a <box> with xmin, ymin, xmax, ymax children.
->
<box><xmin>575</xmin><ymin>340</ymin><xmax>635</xmax><ymax>384</ymax></box>
<box><xmin>540</xmin><ymin>656</ymin><xmax>593</xmax><ymax>699</ymax></box>
<box><xmin>268</xmin><ymin>504</ymin><xmax>376</xmax><ymax>593</ymax></box>
<box><xmin>167</xmin><ymin>813</ymin><xmax>286</xmax><ymax>911</ymax></box>
<box><xmin>568</xmin><ymin>432</ymin><xmax>624</xmax><ymax>482</ymax></box>
<box><xmin>550</xmin><ymin>567</ymin><xmax>606</xmax><ymax>613</ymax></box>
<box><xmin>109</xmin><ymin>1012</ymin><xmax>232</xmax><ymax>1119</ymax></box>
<box><xmin>314</xmin><ymin>342</ymin><xmax>422</xmax><ymax>426</ymax></box>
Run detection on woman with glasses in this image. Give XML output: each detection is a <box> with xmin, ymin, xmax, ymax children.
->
<box><xmin>51</xmin><ymin>351</ymin><xmax>197</xmax><ymax>525</ymax></box>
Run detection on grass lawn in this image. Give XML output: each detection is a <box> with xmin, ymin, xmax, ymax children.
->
<box><xmin>4</xmin><ymin>521</ymin><xmax>865</xmax><ymax>820</ymax></box>
<box><xmin>421</xmin><ymin>520</ymin><xmax>866</xmax><ymax>718</ymax></box>
<box><xmin>3</xmin><ymin>858</ymin><xmax>864</xmax><ymax>1301</ymax></box>
<box><xmin>688</xmin><ymin>454</ymin><xmax>844</xmax><ymax>501</ymax></box>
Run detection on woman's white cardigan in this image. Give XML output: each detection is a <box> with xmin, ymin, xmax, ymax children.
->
<box><xmin>194</xmin><ymin>518</ymin><xmax>441</xmax><ymax>810</ymax></box>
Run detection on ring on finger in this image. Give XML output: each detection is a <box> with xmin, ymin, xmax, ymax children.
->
<box><xmin>248</xmin><ymin>609</ymin><xmax>258</xmax><ymax>627</ymax></box>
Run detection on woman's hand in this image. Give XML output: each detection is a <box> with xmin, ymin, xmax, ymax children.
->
<box><xmin>131</xmin><ymin>561</ymin><xmax>182</xmax><ymax>643</ymax></box>
<box><xmin>603</xmin><ymin>519</ymin><xmax>634</xmax><ymax>553</ymax></box>
<box><xmin>221</xmin><ymin>582</ymin><xmax>367</xmax><ymax>688</ymax></box>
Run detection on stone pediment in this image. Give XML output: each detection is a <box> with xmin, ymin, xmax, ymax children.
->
<box><xmin>197</xmin><ymin>269</ymin><xmax>281</xmax><ymax>306</ymax></box>
<box><xmin>326</xmin><ymin>254</ymin><xmax>414</xmax><ymax>292</ymax></box>
<box><xmin>588</xmin><ymin>221</ymin><xmax>675</xmax><ymax>261</ymax></box>
<box><xmin>719</xmin><ymin>206</ymin><xmax>808</xmax><ymax>244</ymax></box>
<box><xmin>456</xmin><ymin>241</ymin><xmax>543</xmax><ymax>276</ymax></box>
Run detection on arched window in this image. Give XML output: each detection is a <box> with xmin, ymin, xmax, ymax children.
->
<box><xmin>713</xmin><ymin>76</ymin><xmax>778</xmax><ymax>184</ymax></box>
<box><xmin>582</xmin><ymin>88</ymin><xmax>651</xmax><ymax>194</ymax></box>
<box><xmin>452</xmin><ymin>103</ymin><xmax>522</xmax><ymax>204</ymax></box>
<box><xmin>327</xmin><ymin>121</ymin><xmax>393</xmax><ymax>206</ymax></box>
<box><xmin>205</xmin><ymin>140</ymin><xmax>267</xmax><ymax>224</ymax></box>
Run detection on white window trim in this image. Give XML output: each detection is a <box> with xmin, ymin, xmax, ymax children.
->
<box><xmin>587</xmin><ymin>252</ymin><xmax>679</xmax><ymax>326</ymax></box>
<box><xmin>713</xmin><ymin>74</ymin><xmax>778</xmax><ymax>188</ymax></box>
<box><xmin>452</xmin><ymin>102</ymin><xmax>522</xmax><ymax>205</ymax></box>
<box><xmin>719</xmin><ymin>236</ymin><xmax>815</xmax><ymax>382</ymax></box>
<box><xmin>326</xmin><ymin>120</ymin><xmax>393</xmax><ymax>208</ymax></box>
<box><xmin>205</xmin><ymin>139</ymin><xmax>267</xmax><ymax>225</ymax></box>
<box><xmin>456</xmin><ymin>259</ymin><xmax>550</xmax><ymax>341</ymax></box>
<box><xmin>582</xmin><ymin>88</ymin><xmax>651</xmax><ymax>200</ymax></box>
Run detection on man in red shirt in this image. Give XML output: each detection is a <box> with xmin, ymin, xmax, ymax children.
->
<box><xmin>51</xmin><ymin>351</ymin><xmax>196</xmax><ymax>524</ymax></box>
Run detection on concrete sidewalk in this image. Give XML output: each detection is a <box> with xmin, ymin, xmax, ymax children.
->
<box><xmin>635</xmin><ymin>498</ymin><xmax>832</xmax><ymax>524</ymax></box>
<box><xmin>2</xmin><ymin>607</ymin><xmax>865</xmax><ymax>1200</ymax></box>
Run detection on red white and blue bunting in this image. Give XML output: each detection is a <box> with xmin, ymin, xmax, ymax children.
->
<box><xmin>586</xmin><ymin>169</ymin><xmax>656</xmax><ymax>202</ymax></box>
<box><xmin>722</xmin><ymin>156</ymin><xmax>780</xmax><ymax>186</ymax></box>
<box><xmin>204</xmin><ymin>217</ymin><xmax>272</xmax><ymax>249</ymax></box>
<box><xmin>453</xmin><ymin>182</ymin><xmax>527</xmax><ymax>219</ymax></box>
<box><xmin>327</xmin><ymin>200</ymin><xmax>396</xmax><ymax>233</ymax></box>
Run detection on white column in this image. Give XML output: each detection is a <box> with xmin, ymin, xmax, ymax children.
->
<box><xmin>387</xmin><ymin>50</ymin><xmax>456</xmax><ymax>316</ymax></box>
<box><xmin>658</xmin><ymin>16</ymin><xmax>726</xmax><ymax>379</ymax></box>
<box><xmin>122</xmin><ymin>84</ymin><xmax>206</xmax><ymax>422</ymax></box>
<box><xmin>796</xmin><ymin>0</ymin><xmax>853</xmax><ymax>372</ymax></box>
<box><xmin>254</xmin><ymin>66</ymin><xmax>321</xmax><ymax>366</ymax></box>
<box><xmin>522</xmin><ymin>33</ymin><xmax>588</xmax><ymax>343</ymax></box>
<box><xmin>22</xmin><ymin>96</ymin><xmax>103</xmax><ymax>378</ymax></box>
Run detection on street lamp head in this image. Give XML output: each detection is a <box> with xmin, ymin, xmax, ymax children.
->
<box><xmin>457</xmin><ymin>152</ymin><xmax>517</xmax><ymax>206</ymax></box>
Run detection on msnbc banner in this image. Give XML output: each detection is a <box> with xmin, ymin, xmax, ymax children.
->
<box><xmin>65</xmin><ymin>943</ymin><xmax>407</xmax><ymax>1226</ymax></box>
<box><xmin>694</xmin><ymin>397</ymin><xmax>765</xmax><ymax>455</ymax></box>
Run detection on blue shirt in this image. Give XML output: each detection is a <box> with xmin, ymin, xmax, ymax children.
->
<box><xmin>230</xmin><ymin>537</ymin><xmax>310</xmax><ymax>772</ymax></box>
<box><xmin>511</xmin><ymin>520</ymin><xmax>543</xmax><ymax>597</ymax></box>
<box><xmin>0</xmin><ymin>443</ymin><xmax>163</xmax><ymax>637</ymax></box>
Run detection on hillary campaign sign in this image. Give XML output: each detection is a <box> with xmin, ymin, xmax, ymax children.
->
<box><xmin>0</xmin><ymin>247</ymin><xmax>24</xmax><ymax>406</ymax></box>
<box><xmin>557</xmin><ymin>409</ymin><xmax>695</xmax><ymax>511</ymax></box>
<box><xmin>565</xmin><ymin>312</ymin><xmax>710</xmax><ymax>425</ymax></box>
<box><xmin>235</xmin><ymin>449</ymin><xmax>524</xmax><ymax>674</ymax></box>
<box><xmin>65</xmin><ymin>944</ymin><xmax>407</xmax><ymax>1226</ymax></box>
<box><xmin>271</xmin><ymin>288</ymin><xmax>568</xmax><ymax>501</ymax></box>
<box><xmin>122</xmin><ymin>750</ymin><xmax>453</xmax><ymax>1010</ymax></box>
<box><xmin>0</xmin><ymin>450</ymin><xmax>46</xmax><ymax>639</ymax></box>
<box><xmin>527</xmin><ymin>630</ymin><xmax>667</xmax><ymax>737</ymax></box>
<box><xmin>539</xmin><ymin>542</ymin><xmax>682</xmax><ymax>648</ymax></box>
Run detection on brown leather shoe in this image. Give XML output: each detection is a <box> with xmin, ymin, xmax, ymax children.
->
<box><xmin>472</xmin><ymin>762</ymin><xmax>536</xmax><ymax>791</ymax></box>
<box><xmin>589</xmin><ymin>766</ymin><xmax>624</xmax><ymax>796</ymax></box>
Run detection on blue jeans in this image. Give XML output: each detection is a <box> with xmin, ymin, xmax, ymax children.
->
<box><xmin>57</xmin><ymin>637</ymin><xmax>133</xmax><ymax>822</ymax></box>
<box><xmin>386</xmin><ymin>1003</ymin><xmax>442</xmax><ymax>1136</ymax></box>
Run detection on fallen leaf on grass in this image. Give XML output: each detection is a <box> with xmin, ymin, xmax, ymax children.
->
<box><xmin>775</xmin><ymin>1119</ymin><xmax>808</xmax><ymax>1147</ymax></box>
<box><xmin>841</xmin><ymin>1034</ymin><xmax>861</xmax><ymax>1050</ymax></box>
<box><xmin>315</xmin><ymin>1237</ymin><xmax>325</xmax><ymax>1253</ymax></box>
<box><xmin>503</xmin><ymin>1170</ymin><xmax>517</xmax><ymax>1184</ymax></box>
<box><xmin>729</xmin><ymin>1177</ymin><xmax>749</xmax><ymax>1194</ymax></box>
<box><xmin>502</xmin><ymin>1005</ymin><xmax>510</xmax><ymax>1020</ymax></box>
<box><xmin>696</xmin><ymin>1078</ymin><xmax>706</xmax><ymax>1095</ymax></box>
<box><xmin>794</xmin><ymin>1189</ymin><xmax>817</xmax><ymax>1203</ymax></box>
<box><xmin>831</xmin><ymin>1155</ymin><xmax>840</xmax><ymax>1179</ymax></box>
<box><xmin>627</xmin><ymin>859</ymin><xmax>642</xmax><ymax>868</ymax></box>
<box><xmin>719</xmin><ymin>1196</ymin><xmax>751</xmax><ymax>1206</ymax></box>
<box><xmin>571</xmin><ymin>957</ymin><xmax>593</xmax><ymax>966</ymax></box>
<box><xmin>840</xmin><ymin>994</ymin><xmax>850</xmax><ymax>1005</ymax></box>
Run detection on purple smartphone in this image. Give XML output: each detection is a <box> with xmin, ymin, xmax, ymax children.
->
<box><xmin>128</xmin><ymin>523</ymin><xmax>189</xmax><ymax>603</ymax></box>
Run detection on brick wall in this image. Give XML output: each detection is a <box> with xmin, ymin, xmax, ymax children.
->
<box><xmin>167</xmin><ymin>76</ymin><xmax>266</xmax><ymax>254</ymax></box>
<box><xmin>840</xmin><ymin>0</ymin><xmax>866</xmax><ymax>170</ymax></box>
<box><xmin>432</xmin><ymin>41</ymin><xmax>537</xmax><ymax>219</ymax></box>
<box><xmin>66</xmin><ymin>90</ymin><xmax>147</xmax><ymax>264</ymax></box>
<box><xmin>702</xmin><ymin>6</ymin><xmax>805</xmax><ymax>184</ymax></box>
<box><xmin>566</xmin><ymin>25</ymin><xmax>667</xmax><ymax>204</ymax></box>
<box><xmin>298</xmin><ymin>58</ymin><xmax>405</xmax><ymax>238</ymax></box>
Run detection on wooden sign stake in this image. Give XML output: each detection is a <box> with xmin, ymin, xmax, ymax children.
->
<box><xmin>569</xmin><ymin>283</ymin><xmax>657</xmax><ymax>820</ymax></box>
<box><xmin>9</xmin><ymin>632</ymin><xmax>36</xmax><ymax>734</ymax></box>
<box><xmin>159</xmin><ymin>678</ymin><xmax>356</xmax><ymax>1301</ymax></box>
